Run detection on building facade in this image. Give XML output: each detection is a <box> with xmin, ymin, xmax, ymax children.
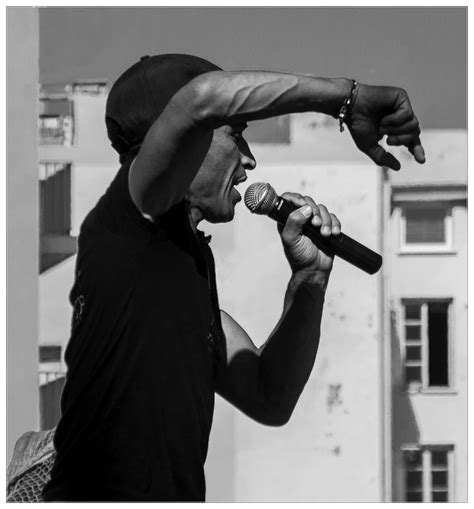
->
<box><xmin>37</xmin><ymin>84</ymin><xmax>467</xmax><ymax>502</ymax></box>
<box><xmin>386</xmin><ymin>133</ymin><xmax>468</xmax><ymax>502</ymax></box>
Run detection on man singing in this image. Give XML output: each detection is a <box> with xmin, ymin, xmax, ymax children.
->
<box><xmin>42</xmin><ymin>54</ymin><xmax>424</xmax><ymax>501</ymax></box>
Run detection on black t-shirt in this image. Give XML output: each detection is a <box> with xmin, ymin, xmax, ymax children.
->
<box><xmin>42</xmin><ymin>158</ymin><xmax>223</xmax><ymax>501</ymax></box>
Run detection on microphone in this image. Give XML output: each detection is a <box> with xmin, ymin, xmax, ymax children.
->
<box><xmin>244</xmin><ymin>182</ymin><xmax>382</xmax><ymax>275</ymax></box>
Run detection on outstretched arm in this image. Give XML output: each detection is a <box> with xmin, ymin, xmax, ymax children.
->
<box><xmin>129</xmin><ymin>71</ymin><xmax>425</xmax><ymax>218</ymax></box>
<box><xmin>216</xmin><ymin>194</ymin><xmax>340</xmax><ymax>426</ymax></box>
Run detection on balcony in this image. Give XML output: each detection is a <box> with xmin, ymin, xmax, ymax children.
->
<box><xmin>39</xmin><ymin>371</ymin><xmax>66</xmax><ymax>430</ymax></box>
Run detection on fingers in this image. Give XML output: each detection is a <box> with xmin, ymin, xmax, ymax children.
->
<box><xmin>380</xmin><ymin>118</ymin><xmax>420</xmax><ymax>136</ymax></box>
<box><xmin>411</xmin><ymin>140</ymin><xmax>426</xmax><ymax>164</ymax></box>
<box><xmin>380</xmin><ymin>90</ymin><xmax>426</xmax><ymax>165</ymax></box>
<box><xmin>317</xmin><ymin>204</ymin><xmax>334</xmax><ymax>236</ymax></box>
<box><xmin>379</xmin><ymin>89</ymin><xmax>413</xmax><ymax>127</ymax></box>
<box><xmin>329</xmin><ymin>213</ymin><xmax>341</xmax><ymax>235</ymax></box>
<box><xmin>279</xmin><ymin>193</ymin><xmax>341</xmax><ymax>242</ymax></box>
<box><xmin>366</xmin><ymin>144</ymin><xmax>401</xmax><ymax>171</ymax></box>
<box><xmin>386</xmin><ymin>134</ymin><xmax>425</xmax><ymax>162</ymax></box>
<box><xmin>379</xmin><ymin>105</ymin><xmax>412</xmax><ymax>127</ymax></box>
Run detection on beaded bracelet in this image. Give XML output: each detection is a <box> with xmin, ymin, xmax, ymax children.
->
<box><xmin>338</xmin><ymin>79</ymin><xmax>358</xmax><ymax>132</ymax></box>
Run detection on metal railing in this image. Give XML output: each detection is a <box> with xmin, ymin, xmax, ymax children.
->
<box><xmin>39</xmin><ymin>371</ymin><xmax>66</xmax><ymax>430</ymax></box>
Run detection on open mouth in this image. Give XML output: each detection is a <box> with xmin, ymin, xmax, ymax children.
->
<box><xmin>232</xmin><ymin>175</ymin><xmax>248</xmax><ymax>187</ymax></box>
<box><xmin>229</xmin><ymin>176</ymin><xmax>246</xmax><ymax>203</ymax></box>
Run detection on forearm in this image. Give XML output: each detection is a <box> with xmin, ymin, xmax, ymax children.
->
<box><xmin>132</xmin><ymin>71</ymin><xmax>350</xmax><ymax>217</ymax></box>
<box><xmin>194</xmin><ymin>71</ymin><xmax>351</xmax><ymax>126</ymax></box>
<box><xmin>258</xmin><ymin>270</ymin><xmax>329</xmax><ymax>421</ymax></box>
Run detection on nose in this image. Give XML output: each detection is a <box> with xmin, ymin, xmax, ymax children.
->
<box><xmin>239</xmin><ymin>138</ymin><xmax>257</xmax><ymax>171</ymax></box>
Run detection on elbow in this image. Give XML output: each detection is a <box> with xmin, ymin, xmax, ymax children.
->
<box><xmin>252</xmin><ymin>397</ymin><xmax>296</xmax><ymax>427</ymax></box>
<box><xmin>259</xmin><ymin>410</ymin><xmax>292</xmax><ymax>428</ymax></box>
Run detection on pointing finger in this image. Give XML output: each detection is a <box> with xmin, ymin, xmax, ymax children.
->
<box><xmin>386</xmin><ymin>134</ymin><xmax>426</xmax><ymax>164</ymax></box>
<box><xmin>366</xmin><ymin>144</ymin><xmax>401</xmax><ymax>171</ymax></box>
<box><xmin>410</xmin><ymin>137</ymin><xmax>426</xmax><ymax>164</ymax></box>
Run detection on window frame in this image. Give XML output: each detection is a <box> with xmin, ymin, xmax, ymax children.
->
<box><xmin>38</xmin><ymin>96</ymin><xmax>75</xmax><ymax>146</ymax></box>
<box><xmin>399</xmin><ymin>202</ymin><xmax>453</xmax><ymax>254</ymax></box>
<box><xmin>39</xmin><ymin>345</ymin><xmax>62</xmax><ymax>363</ymax></box>
<box><xmin>400</xmin><ymin>298</ymin><xmax>454</xmax><ymax>394</ymax></box>
<box><xmin>39</xmin><ymin>161</ymin><xmax>76</xmax><ymax>273</ymax></box>
<box><xmin>401</xmin><ymin>444</ymin><xmax>454</xmax><ymax>502</ymax></box>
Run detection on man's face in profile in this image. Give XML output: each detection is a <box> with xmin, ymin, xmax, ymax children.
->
<box><xmin>187</xmin><ymin>123</ymin><xmax>256</xmax><ymax>224</ymax></box>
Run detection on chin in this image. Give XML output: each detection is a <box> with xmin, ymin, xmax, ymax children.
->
<box><xmin>208</xmin><ymin>206</ymin><xmax>236</xmax><ymax>224</ymax></box>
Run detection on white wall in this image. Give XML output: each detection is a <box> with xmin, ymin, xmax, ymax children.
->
<box><xmin>6</xmin><ymin>7</ymin><xmax>40</xmax><ymax>461</ymax></box>
<box><xmin>204</xmin><ymin>141</ymin><xmax>384</xmax><ymax>499</ymax></box>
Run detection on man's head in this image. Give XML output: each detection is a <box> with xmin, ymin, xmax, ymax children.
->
<box><xmin>106</xmin><ymin>54</ymin><xmax>222</xmax><ymax>160</ymax></box>
<box><xmin>106</xmin><ymin>54</ymin><xmax>256</xmax><ymax>225</ymax></box>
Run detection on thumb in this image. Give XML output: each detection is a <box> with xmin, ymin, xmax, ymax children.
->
<box><xmin>366</xmin><ymin>144</ymin><xmax>401</xmax><ymax>171</ymax></box>
<box><xmin>280</xmin><ymin>205</ymin><xmax>312</xmax><ymax>244</ymax></box>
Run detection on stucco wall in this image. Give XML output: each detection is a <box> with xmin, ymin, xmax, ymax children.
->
<box><xmin>386</xmin><ymin>132</ymin><xmax>467</xmax><ymax>502</ymax></box>
<box><xmin>204</xmin><ymin>161</ymin><xmax>383</xmax><ymax>501</ymax></box>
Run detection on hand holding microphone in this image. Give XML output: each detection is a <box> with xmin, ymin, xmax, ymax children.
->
<box><xmin>244</xmin><ymin>183</ymin><xmax>382</xmax><ymax>275</ymax></box>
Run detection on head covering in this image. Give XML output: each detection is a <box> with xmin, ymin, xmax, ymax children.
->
<box><xmin>105</xmin><ymin>54</ymin><xmax>222</xmax><ymax>162</ymax></box>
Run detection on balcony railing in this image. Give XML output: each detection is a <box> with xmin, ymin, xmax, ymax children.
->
<box><xmin>39</xmin><ymin>371</ymin><xmax>65</xmax><ymax>386</ymax></box>
<box><xmin>39</xmin><ymin>371</ymin><xmax>66</xmax><ymax>430</ymax></box>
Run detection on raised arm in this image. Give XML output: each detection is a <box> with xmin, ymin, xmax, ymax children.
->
<box><xmin>129</xmin><ymin>71</ymin><xmax>425</xmax><ymax>218</ymax></box>
<box><xmin>129</xmin><ymin>72</ymin><xmax>350</xmax><ymax>218</ymax></box>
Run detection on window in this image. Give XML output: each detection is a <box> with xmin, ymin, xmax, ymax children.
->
<box><xmin>39</xmin><ymin>162</ymin><xmax>76</xmax><ymax>273</ymax></box>
<box><xmin>72</xmin><ymin>80</ymin><xmax>108</xmax><ymax>95</ymax></box>
<box><xmin>39</xmin><ymin>345</ymin><xmax>61</xmax><ymax>363</ymax></box>
<box><xmin>400</xmin><ymin>204</ymin><xmax>452</xmax><ymax>253</ymax></box>
<box><xmin>403</xmin><ymin>446</ymin><xmax>453</xmax><ymax>502</ymax></box>
<box><xmin>39</xmin><ymin>98</ymin><xmax>74</xmax><ymax>145</ymax></box>
<box><xmin>402</xmin><ymin>300</ymin><xmax>451</xmax><ymax>390</ymax></box>
<box><xmin>39</xmin><ymin>345</ymin><xmax>65</xmax><ymax>428</ymax></box>
<box><xmin>39</xmin><ymin>345</ymin><xmax>63</xmax><ymax>386</ymax></box>
<box><xmin>39</xmin><ymin>162</ymin><xmax>72</xmax><ymax>236</ymax></box>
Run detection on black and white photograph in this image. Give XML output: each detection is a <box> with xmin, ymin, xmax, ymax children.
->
<box><xmin>5</xmin><ymin>4</ymin><xmax>468</xmax><ymax>503</ymax></box>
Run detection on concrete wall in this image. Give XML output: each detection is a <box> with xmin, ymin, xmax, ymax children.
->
<box><xmin>204</xmin><ymin>116</ymin><xmax>385</xmax><ymax>501</ymax></box>
<box><xmin>6</xmin><ymin>7</ymin><xmax>40</xmax><ymax>461</ymax></box>
<box><xmin>205</xmin><ymin>157</ymin><xmax>383</xmax><ymax>501</ymax></box>
<box><xmin>386</xmin><ymin>133</ymin><xmax>467</xmax><ymax>502</ymax></box>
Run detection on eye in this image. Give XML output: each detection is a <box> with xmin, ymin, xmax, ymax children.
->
<box><xmin>232</xmin><ymin>131</ymin><xmax>245</xmax><ymax>143</ymax></box>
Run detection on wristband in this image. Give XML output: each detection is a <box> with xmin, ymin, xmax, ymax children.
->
<box><xmin>338</xmin><ymin>79</ymin><xmax>358</xmax><ymax>132</ymax></box>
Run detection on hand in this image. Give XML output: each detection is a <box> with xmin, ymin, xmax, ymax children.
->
<box><xmin>278</xmin><ymin>193</ymin><xmax>341</xmax><ymax>275</ymax></box>
<box><xmin>348</xmin><ymin>83</ymin><xmax>426</xmax><ymax>171</ymax></box>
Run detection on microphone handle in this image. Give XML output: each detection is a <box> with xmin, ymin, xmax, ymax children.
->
<box><xmin>269</xmin><ymin>197</ymin><xmax>383</xmax><ymax>275</ymax></box>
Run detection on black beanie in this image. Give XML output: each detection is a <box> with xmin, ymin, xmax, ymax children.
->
<box><xmin>105</xmin><ymin>54</ymin><xmax>222</xmax><ymax>162</ymax></box>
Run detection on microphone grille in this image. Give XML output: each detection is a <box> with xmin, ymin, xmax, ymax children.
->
<box><xmin>244</xmin><ymin>182</ymin><xmax>278</xmax><ymax>215</ymax></box>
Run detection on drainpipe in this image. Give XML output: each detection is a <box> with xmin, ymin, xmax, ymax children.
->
<box><xmin>379</xmin><ymin>166</ymin><xmax>392</xmax><ymax>500</ymax></box>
